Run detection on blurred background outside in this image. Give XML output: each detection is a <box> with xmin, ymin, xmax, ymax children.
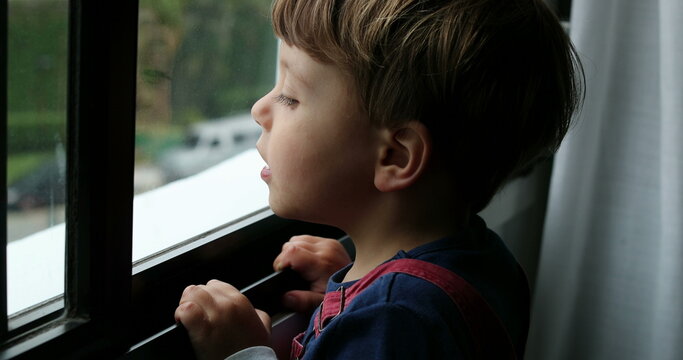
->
<box><xmin>7</xmin><ymin>0</ymin><xmax>276</xmax><ymax>243</ymax></box>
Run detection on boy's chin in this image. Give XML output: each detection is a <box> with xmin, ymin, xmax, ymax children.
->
<box><xmin>268</xmin><ymin>199</ymin><xmax>304</xmax><ymax>222</ymax></box>
<box><xmin>268</xmin><ymin>200</ymin><xmax>330</xmax><ymax>227</ymax></box>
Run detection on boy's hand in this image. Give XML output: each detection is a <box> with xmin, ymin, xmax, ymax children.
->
<box><xmin>273</xmin><ymin>235</ymin><xmax>352</xmax><ymax>313</ymax></box>
<box><xmin>174</xmin><ymin>280</ymin><xmax>271</xmax><ymax>360</ymax></box>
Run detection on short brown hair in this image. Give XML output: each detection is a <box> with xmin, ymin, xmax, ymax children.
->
<box><xmin>272</xmin><ymin>0</ymin><xmax>584</xmax><ymax>213</ymax></box>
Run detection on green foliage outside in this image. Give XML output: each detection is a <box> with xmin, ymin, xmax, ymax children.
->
<box><xmin>144</xmin><ymin>0</ymin><xmax>186</xmax><ymax>28</ymax></box>
<box><xmin>7</xmin><ymin>0</ymin><xmax>68</xmax><ymax>114</ymax></box>
<box><xmin>7</xmin><ymin>0</ymin><xmax>68</xmax><ymax>183</ymax></box>
<box><xmin>7</xmin><ymin>152</ymin><xmax>52</xmax><ymax>186</ymax></box>
<box><xmin>8</xmin><ymin>111</ymin><xmax>66</xmax><ymax>154</ymax></box>
<box><xmin>135</xmin><ymin>125</ymin><xmax>185</xmax><ymax>163</ymax></box>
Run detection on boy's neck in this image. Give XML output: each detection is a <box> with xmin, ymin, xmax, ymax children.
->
<box><xmin>341</xmin><ymin>189</ymin><xmax>468</xmax><ymax>283</ymax></box>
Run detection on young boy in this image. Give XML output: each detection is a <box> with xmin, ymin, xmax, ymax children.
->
<box><xmin>174</xmin><ymin>0</ymin><xmax>583</xmax><ymax>358</ymax></box>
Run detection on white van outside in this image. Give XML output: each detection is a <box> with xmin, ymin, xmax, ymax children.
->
<box><xmin>158</xmin><ymin>113</ymin><xmax>261</xmax><ymax>181</ymax></box>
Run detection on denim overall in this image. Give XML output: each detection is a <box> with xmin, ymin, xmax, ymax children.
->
<box><xmin>290</xmin><ymin>258</ymin><xmax>516</xmax><ymax>359</ymax></box>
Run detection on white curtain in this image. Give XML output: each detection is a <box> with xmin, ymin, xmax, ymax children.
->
<box><xmin>526</xmin><ymin>0</ymin><xmax>683</xmax><ymax>359</ymax></box>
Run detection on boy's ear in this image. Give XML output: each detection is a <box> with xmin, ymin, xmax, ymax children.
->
<box><xmin>374</xmin><ymin>121</ymin><xmax>432</xmax><ymax>192</ymax></box>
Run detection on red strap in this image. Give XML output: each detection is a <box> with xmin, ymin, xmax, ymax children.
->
<box><xmin>375</xmin><ymin>259</ymin><xmax>517</xmax><ymax>360</ymax></box>
<box><xmin>290</xmin><ymin>332</ymin><xmax>305</xmax><ymax>360</ymax></box>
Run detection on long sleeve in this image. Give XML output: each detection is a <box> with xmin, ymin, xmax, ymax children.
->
<box><xmin>225</xmin><ymin>346</ymin><xmax>277</xmax><ymax>360</ymax></box>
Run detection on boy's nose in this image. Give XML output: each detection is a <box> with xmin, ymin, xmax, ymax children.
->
<box><xmin>251</xmin><ymin>94</ymin><xmax>272</xmax><ymax>130</ymax></box>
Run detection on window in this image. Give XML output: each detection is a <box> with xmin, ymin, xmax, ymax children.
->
<box><xmin>1</xmin><ymin>1</ymin><xmax>341</xmax><ymax>358</ymax></box>
<box><xmin>132</xmin><ymin>0</ymin><xmax>274</xmax><ymax>262</ymax></box>
<box><xmin>5</xmin><ymin>0</ymin><xmax>68</xmax><ymax>319</ymax></box>
<box><xmin>3</xmin><ymin>0</ymin><xmax>277</xmax><ymax>319</ymax></box>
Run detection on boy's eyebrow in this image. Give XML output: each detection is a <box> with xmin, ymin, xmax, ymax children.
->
<box><xmin>280</xmin><ymin>59</ymin><xmax>312</xmax><ymax>90</ymax></box>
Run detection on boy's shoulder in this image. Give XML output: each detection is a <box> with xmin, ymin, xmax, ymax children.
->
<box><xmin>350</xmin><ymin>216</ymin><xmax>529</xmax><ymax>306</ymax></box>
<box><xmin>355</xmin><ymin>224</ymin><xmax>528</xmax><ymax>314</ymax></box>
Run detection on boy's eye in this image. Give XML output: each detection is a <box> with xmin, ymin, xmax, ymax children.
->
<box><xmin>274</xmin><ymin>94</ymin><xmax>298</xmax><ymax>107</ymax></box>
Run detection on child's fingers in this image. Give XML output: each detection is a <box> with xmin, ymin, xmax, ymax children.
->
<box><xmin>203</xmin><ymin>280</ymin><xmax>256</xmax><ymax>319</ymax></box>
<box><xmin>274</xmin><ymin>235</ymin><xmax>333</xmax><ymax>268</ymax></box>
<box><xmin>205</xmin><ymin>279</ymin><xmax>240</xmax><ymax>299</ymax></box>
<box><xmin>255</xmin><ymin>309</ymin><xmax>272</xmax><ymax>334</ymax></box>
<box><xmin>179</xmin><ymin>284</ymin><xmax>216</xmax><ymax>309</ymax></box>
<box><xmin>282</xmin><ymin>290</ymin><xmax>325</xmax><ymax>313</ymax></box>
<box><xmin>273</xmin><ymin>241</ymin><xmax>317</xmax><ymax>272</ymax></box>
<box><xmin>178</xmin><ymin>281</ymin><xmax>244</xmax><ymax>323</ymax></box>
<box><xmin>174</xmin><ymin>300</ymin><xmax>207</xmax><ymax>333</ymax></box>
<box><xmin>289</xmin><ymin>235</ymin><xmax>349</xmax><ymax>260</ymax></box>
<box><xmin>287</xmin><ymin>235</ymin><xmax>321</xmax><ymax>250</ymax></box>
<box><xmin>176</xmin><ymin>285</ymin><xmax>207</xmax><ymax>327</ymax></box>
<box><xmin>175</xmin><ymin>280</ymin><xmax>271</xmax><ymax>359</ymax></box>
<box><xmin>288</xmin><ymin>235</ymin><xmax>329</xmax><ymax>248</ymax></box>
<box><xmin>273</xmin><ymin>235</ymin><xmax>345</xmax><ymax>271</ymax></box>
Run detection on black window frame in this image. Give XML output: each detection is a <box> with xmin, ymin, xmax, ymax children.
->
<box><xmin>0</xmin><ymin>1</ymin><xmax>341</xmax><ymax>358</ymax></box>
<box><xmin>0</xmin><ymin>0</ymin><xmax>7</xmax><ymax>344</ymax></box>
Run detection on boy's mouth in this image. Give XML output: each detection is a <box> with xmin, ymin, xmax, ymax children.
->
<box><xmin>260</xmin><ymin>165</ymin><xmax>272</xmax><ymax>181</ymax></box>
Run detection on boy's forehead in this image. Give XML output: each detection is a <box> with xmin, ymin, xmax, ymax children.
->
<box><xmin>279</xmin><ymin>43</ymin><xmax>346</xmax><ymax>91</ymax></box>
<box><xmin>279</xmin><ymin>44</ymin><xmax>313</xmax><ymax>89</ymax></box>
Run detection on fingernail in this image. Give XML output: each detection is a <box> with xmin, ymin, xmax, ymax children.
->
<box><xmin>275</xmin><ymin>261</ymin><xmax>282</xmax><ymax>271</ymax></box>
<box><xmin>283</xmin><ymin>294</ymin><xmax>296</xmax><ymax>308</ymax></box>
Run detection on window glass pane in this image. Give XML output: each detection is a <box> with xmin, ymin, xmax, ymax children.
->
<box><xmin>6</xmin><ymin>0</ymin><xmax>68</xmax><ymax>315</ymax></box>
<box><xmin>133</xmin><ymin>0</ymin><xmax>274</xmax><ymax>261</ymax></box>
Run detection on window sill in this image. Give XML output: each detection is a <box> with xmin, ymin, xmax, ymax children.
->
<box><xmin>7</xmin><ymin>148</ymin><xmax>267</xmax><ymax>316</ymax></box>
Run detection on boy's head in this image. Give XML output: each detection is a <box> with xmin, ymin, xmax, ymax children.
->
<box><xmin>271</xmin><ymin>0</ymin><xmax>583</xmax><ymax>214</ymax></box>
